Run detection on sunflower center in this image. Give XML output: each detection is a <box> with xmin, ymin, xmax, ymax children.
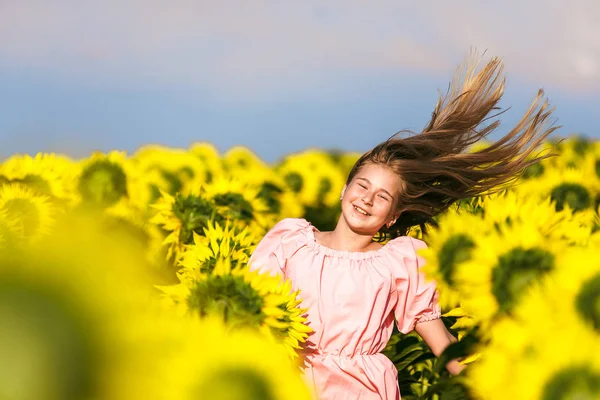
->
<box><xmin>213</xmin><ymin>193</ymin><xmax>255</xmax><ymax>223</ymax></box>
<box><xmin>0</xmin><ymin>277</ymin><xmax>97</xmax><ymax>400</ymax></box>
<box><xmin>573</xmin><ymin>137</ymin><xmax>592</xmax><ymax>156</ymax></box>
<box><xmin>438</xmin><ymin>234</ymin><xmax>475</xmax><ymax>286</ymax></box>
<box><xmin>257</xmin><ymin>182</ymin><xmax>283</xmax><ymax>214</ymax></box>
<box><xmin>522</xmin><ymin>163</ymin><xmax>545</xmax><ymax>179</ymax></box>
<box><xmin>187</xmin><ymin>274</ymin><xmax>265</xmax><ymax>326</ymax></box>
<box><xmin>492</xmin><ymin>247</ymin><xmax>555</xmax><ymax>313</ymax></box>
<box><xmin>196</xmin><ymin>367</ymin><xmax>276</xmax><ymax>400</ymax></box>
<box><xmin>3</xmin><ymin>198</ymin><xmax>40</xmax><ymax>238</ymax></box>
<box><xmin>542</xmin><ymin>366</ymin><xmax>600</xmax><ymax>400</ymax></box>
<box><xmin>173</xmin><ymin>194</ymin><xmax>221</xmax><ymax>246</ymax></box>
<box><xmin>284</xmin><ymin>172</ymin><xmax>304</xmax><ymax>193</ymax></box>
<box><xmin>160</xmin><ymin>170</ymin><xmax>183</xmax><ymax>194</ymax></box>
<box><xmin>575</xmin><ymin>273</ymin><xmax>600</xmax><ymax>332</ymax></box>
<box><xmin>550</xmin><ymin>183</ymin><xmax>591</xmax><ymax>212</ymax></box>
<box><xmin>318</xmin><ymin>177</ymin><xmax>333</xmax><ymax>203</ymax></box>
<box><xmin>77</xmin><ymin>160</ymin><xmax>128</xmax><ymax>206</ymax></box>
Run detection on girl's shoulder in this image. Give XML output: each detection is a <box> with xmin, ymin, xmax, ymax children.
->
<box><xmin>269</xmin><ymin>218</ymin><xmax>312</xmax><ymax>234</ymax></box>
<box><xmin>384</xmin><ymin>235</ymin><xmax>428</xmax><ymax>259</ymax></box>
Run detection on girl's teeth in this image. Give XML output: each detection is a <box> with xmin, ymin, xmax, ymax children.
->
<box><xmin>354</xmin><ymin>206</ymin><xmax>368</xmax><ymax>215</ymax></box>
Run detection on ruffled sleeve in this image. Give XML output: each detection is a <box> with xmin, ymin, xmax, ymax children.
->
<box><xmin>248</xmin><ymin>218</ymin><xmax>310</xmax><ymax>277</ymax></box>
<box><xmin>390</xmin><ymin>237</ymin><xmax>441</xmax><ymax>334</ymax></box>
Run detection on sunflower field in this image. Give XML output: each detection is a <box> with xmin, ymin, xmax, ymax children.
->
<box><xmin>1</xmin><ymin>136</ymin><xmax>599</xmax><ymax>400</ymax></box>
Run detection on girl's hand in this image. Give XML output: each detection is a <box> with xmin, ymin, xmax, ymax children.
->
<box><xmin>414</xmin><ymin>318</ymin><xmax>466</xmax><ymax>376</ymax></box>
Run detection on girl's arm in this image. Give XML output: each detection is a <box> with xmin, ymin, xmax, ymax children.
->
<box><xmin>414</xmin><ymin>318</ymin><xmax>466</xmax><ymax>376</ymax></box>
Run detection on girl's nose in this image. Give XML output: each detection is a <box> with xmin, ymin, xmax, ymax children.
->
<box><xmin>361</xmin><ymin>194</ymin><xmax>373</xmax><ymax>206</ymax></box>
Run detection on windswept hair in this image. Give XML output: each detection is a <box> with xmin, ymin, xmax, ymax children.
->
<box><xmin>347</xmin><ymin>53</ymin><xmax>559</xmax><ymax>239</ymax></box>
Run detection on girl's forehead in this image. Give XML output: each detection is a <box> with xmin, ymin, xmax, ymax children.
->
<box><xmin>355</xmin><ymin>164</ymin><xmax>403</xmax><ymax>188</ymax></box>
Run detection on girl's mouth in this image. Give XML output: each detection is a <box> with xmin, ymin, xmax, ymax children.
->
<box><xmin>353</xmin><ymin>205</ymin><xmax>370</xmax><ymax>216</ymax></box>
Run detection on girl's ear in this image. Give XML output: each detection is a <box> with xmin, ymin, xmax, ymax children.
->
<box><xmin>389</xmin><ymin>212</ymin><xmax>400</xmax><ymax>227</ymax></box>
<box><xmin>340</xmin><ymin>185</ymin><xmax>346</xmax><ymax>200</ymax></box>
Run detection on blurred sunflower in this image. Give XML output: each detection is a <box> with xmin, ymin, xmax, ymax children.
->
<box><xmin>468</xmin><ymin>246</ymin><xmax>600</xmax><ymax>399</ymax></box>
<box><xmin>188</xmin><ymin>141</ymin><xmax>224</xmax><ymax>181</ymax></box>
<box><xmin>0</xmin><ymin>212</ymin><xmax>155</xmax><ymax>400</ymax></box>
<box><xmin>276</xmin><ymin>150</ymin><xmax>346</xmax><ymax>208</ymax></box>
<box><xmin>420</xmin><ymin>209</ymin><xmax>490</xmax><ymax>309</ymax></box>
<box><xmin>0</xmin><ymin>153</ymin><xmax>79</xmax><ymax>204</ymax></box>
<box><xmin>222</xmin><ymin>146</ymin><xmax>269</xmax><ymax>177</ymax></box>
<box><xmin>515</xmin><ymin>165</ymin><xmax>598</xmax><ymax>222</ymax></box>
<box><xmin>129</xmin><ymin>145</ymin><xmax>211</xmax><ymax>207</ymax></box>
<box><xmin>482</xmin><ymin>190</ymin><xmax>592</xmax><ymax>246</ymax></box>
<box><xmin>76</xmin><ymin>151</ymin><xmax>130</xmax><ymax>208</ymax></box>
<box><xmin>455</xmin><ymin>221</ymin><xmax>565</xmax><ymax>326</ymax></box>
<box><xmin>0</xmin><ymin>184</ymin><xmax>57</xmax><ymax>244</ymax></box>
<box><xmin>138</xmin><ymin>316</ymin><xmax>313</xmax><ymax>400</ymax></box>
<box><xmin>158</xmin><ymin>258</ymin><xmax>311</xmax><ymax>359</ymax></box>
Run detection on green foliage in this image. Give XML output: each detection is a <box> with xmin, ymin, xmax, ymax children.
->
<box><xmin>383</xmin><ymin>317</ymin><xmax>477</xmax><ymax>400</ymax></box>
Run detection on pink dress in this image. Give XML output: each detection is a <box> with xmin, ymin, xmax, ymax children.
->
<box><xmin>249</xmin><ymin>218</ymin><xmax>441</xmax><ymax>400</ymax></box>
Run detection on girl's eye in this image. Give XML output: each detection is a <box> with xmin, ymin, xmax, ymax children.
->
<box><xmin>358</xmin><ymin>184</ymin><xmax>367</xmax><ymax>189</ymax></box>
<box><xmin>378</xmin><ymin>195</ymin><xmax>389</xmax><ymax>201</ymax></box>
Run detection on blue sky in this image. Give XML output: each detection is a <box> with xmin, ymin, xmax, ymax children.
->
<box><xmin>1</xmin><ymin>1</ymin><xmax>599</xmax><ymax>163</ymax></box>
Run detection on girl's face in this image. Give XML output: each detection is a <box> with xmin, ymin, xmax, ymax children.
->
<box><xmin>340</xmin><ymin>163</ymin><xmax>402</xmax><ymax>236</ymax></box>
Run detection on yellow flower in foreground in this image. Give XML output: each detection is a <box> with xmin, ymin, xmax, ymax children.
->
<box><xmin>455</xmin><ymin>221</ymin><xmax>564</xmax><ymax>326</ymax></box>
<box><xmin>468</xmin><ymin>246</ymin><xmax>600</xmax><ymax>399</ymax></box>
<box><xmin>137</xmin><ymin>316</ymin><xmax>313</xmax><ymax>400</ymax></box>
<box><xmin>421</xmin><ymin>209</ymin><xmax>490</xmax><ymax>309</ymax></box>
<box><xmin>0</xmin><ymin>212</ymin><xmax>154</xmax><ymax>400</ymax></box>
<box><xmin>159</xmin><ymin>258</ymin><xmax>311</xmax><ymax>359</ymax></box>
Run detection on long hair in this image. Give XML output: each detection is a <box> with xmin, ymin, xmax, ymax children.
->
<box><xmin>346</xmin><ymin>53</ymin><xmax>559</xmax><ymax>240</ymax></box>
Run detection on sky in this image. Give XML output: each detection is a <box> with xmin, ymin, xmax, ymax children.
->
<box><xmin>1</xmin><ymin>1</ymin><xmax>599</xmax><ymax>163</ymax></box>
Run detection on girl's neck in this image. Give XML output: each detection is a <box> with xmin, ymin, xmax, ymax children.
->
<box><xmin>315</xmin><ymin>220</ymin><xmax>382</xmax><ymax>253</ymax></box>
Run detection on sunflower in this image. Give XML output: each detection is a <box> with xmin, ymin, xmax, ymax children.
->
<box><xmin>200</xmin><ymin>176</ymin><xmax>274</xmax><ymax>231</ymax></box>
<box><xmin>0</xmin><ymin>183</ymin><xmax>57</xmax><ymax>244</ymax></box>
<box><xmin>158</xmin><ymin>258</ymin><xmax>311</xmax><ymax>359</ymax></box>
<box><xmin>131</xmin><ymin>316</ymin><xmax>313</xmax><ymax>400</ymax></box>
<box><xmin>467</xmin><ymin>246</ymin><xmax>600</xmax><ymax>399</ymax></box>
<box><xmin>0</xmin><ymin>152</ymin><xmax>79</xmax><ymax>204</ymax></box>
<box><xmin>177</xmin><ymin>221</ymin><xmax>258</xmax><ymax>282</ymax></box>
<box><xmin>454</xmin><ymin>221</ymin><xmax>565</xmax><ymax>326</ymax></box>
<box><xmin>0</xmin><ymin>211</ymin><xmax>155</xmax><ymax>400</ymax></box>
<box><xmin>515</xmin><ymin>165</ymin><xmax>598</xmax><ymax>224</ymax></box>
<box><xmin>188</xmin><ymin>141</ymin><xmax>224</xmax><ymax>181</ymax></box>
<box><xmin>420</xmin><ymin>208</ymin><xmax>490</xmax><ymax>309</ymax></box>
<box><xmin>128</xmin><ymin>145</ymin><xmax>212</xmax><ymax>207</ymax></box>
<box><xmin>481</xmin><ymin>190</ymin><xmax>592</xmax><ymax>246</ymax></box>
<box><xmin>222</xmin><ymin>146</ymin><xmax>269</xmax><ymax>176</ymax></box>
<box><xmin>276</xmin><ymin>150</ymin><xmax>346</xmax><ymax>208</ymax></box>
<box><xmin>150</xmin><ymin>190</ymin><xmax>225</xmax><ymax>262</ymax></box>
<box><xmin>76</xmin><ymin>151</ymin><xmax>130</xmax><ymax>208</ymax></box>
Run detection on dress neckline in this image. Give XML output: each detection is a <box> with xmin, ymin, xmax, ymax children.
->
<box><xmin>305</xmin><ymin>223</ymin><xmax>392</xmax><ymax>260</ymax></box>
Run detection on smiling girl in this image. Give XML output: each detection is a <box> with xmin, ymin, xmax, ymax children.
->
<box><xmin>249</xmin><ymin>55</ymin><xmax>557</xmax><ymax>399</ymax></box>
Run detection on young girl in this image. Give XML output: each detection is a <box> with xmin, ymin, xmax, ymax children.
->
<box><xmin>249</xmin><ymin>55</ymin><xmax>557</xmax><ymax>399</ymax></box>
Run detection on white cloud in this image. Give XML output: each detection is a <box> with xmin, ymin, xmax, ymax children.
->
<box><xmin>0</xmin><ymin>0</ymin><xmax>598</xmax><ymax>98</ymax></box>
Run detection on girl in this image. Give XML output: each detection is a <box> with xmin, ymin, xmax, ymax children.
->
<box><xmin>249</xmin><ymin>55</ymin><xmax>557</xmax><ymax>399</ymax></box>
